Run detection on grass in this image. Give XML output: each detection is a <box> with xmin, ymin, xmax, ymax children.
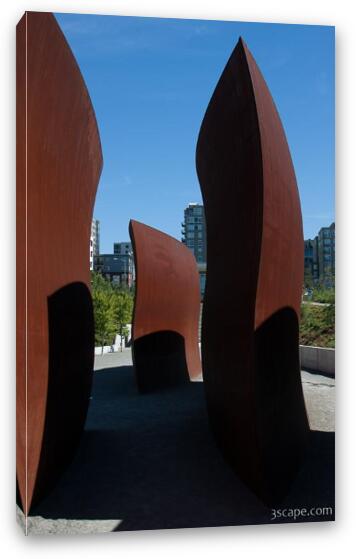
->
<box><xmin>300</xmin><ymin>303</ymin><xmax>335</xmax><ymax>348</ymax></box>
<box><xmin>311</xmin><ymin>287</ymin><xmax>335</xmax><ymax>304</ymax></box>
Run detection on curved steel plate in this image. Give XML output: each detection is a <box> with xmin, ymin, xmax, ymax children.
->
<box><xmin>196</xmin><ymin>38</ymin><xmax>309</xmax><ymax>503</ymax></box>
<box><xmin>129</xmin><ymin>219</ymin><xmax>202</xmax><ymax>392</ymax></box>
<box><xmin>16</xmin><ymin>12</ymin><xmax>102</xmax><ymax>513</ymax></box>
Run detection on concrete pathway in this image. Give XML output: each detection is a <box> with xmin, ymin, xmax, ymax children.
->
<box><xmin>301</xmin><ymin>371</ymin><xmax>335</xmax><ymax>432</ymax></box>
<box><xmin>18</xmin><ymin>349</ymin><xmax>334</xmax><ymax>535</ymax></box>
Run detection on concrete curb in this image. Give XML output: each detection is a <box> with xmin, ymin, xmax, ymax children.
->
<box><xmin>300</xmin><ymin>345</ymin><xmax>335</xmax><ymax>377</ymax></box>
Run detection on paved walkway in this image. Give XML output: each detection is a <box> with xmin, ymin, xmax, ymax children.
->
<box><xmin>94</xmin><ymin>350</ymin><xmax>335</xmax><ymax>432</ymax></box>
<box><xmin>18</xmin><ymin>349</ymin><xmax>334</xmax><ymax>535</ymax></box>
<box><xmin>302</xmin><ymin>301</ymin><xmax>331</xmax><ymax>307</ymax></box>
<box><xmin>301</xmin><ymin>370</ymin><xmax>335</xmax><ymax>431</ymax></box>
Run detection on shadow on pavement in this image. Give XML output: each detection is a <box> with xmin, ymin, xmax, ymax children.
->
<box><xmin>31</xmin><ymin>365</ymin><xmax>335</xmax><ymax>530</ymax></box>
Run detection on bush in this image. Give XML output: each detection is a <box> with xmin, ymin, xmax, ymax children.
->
<box><xmin>311</xmin><ymin>286</ymin><xmax>335</xmax><ymax>304</ymax></box>
<box><xmin>300</xmin><ymin>303</ymin><xmax>335</xmax><ymax>348</ymax></box>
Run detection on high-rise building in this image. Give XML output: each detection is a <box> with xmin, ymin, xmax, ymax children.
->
<box><xmin>304</xmin><ymin>222</ymin><xmax>335</xmax><ymax>286</ymax></box>
<box><xmin>304</xmin><ymin>237</ymin><xmax>319</xmax><ymax>285</ymax></box>
<box><xmin>182</xmin><ymin>203</ymin><xmax>207</xmax><ymax>296</ymax></box>
<box><xmin>90</xmin><ymin>218</ymin><xmax>100</xmax><ymax>270</ymax></box>
<box><xmin>318</xmin><ymin>222</ymin><xmax>335</xmax><ymax>285</ymax></box>
<box><xmin>113</xmin><ymin>241</ymin><xmax>132</xmax><ymax>256</ymax></box>
<box><xmin>182</xmin><ymin>203</ymin><xmax>206</xmax><ymax>264</ymax></box>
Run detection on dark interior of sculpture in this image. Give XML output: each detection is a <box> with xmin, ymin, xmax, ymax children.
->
<box><xmin>129</xmin><ymin>219</ymin><xmax>202</xmax><ymax>394</ymax></box>
<box><xmin>196</xmin><ymin>37</ymin><xmax>310</xmax><ymax>504</ymax></box>
<box><xmin>31</xmin><ymin>283</ymin><xmax>94</xmax><ymax>508</ymax></box>
<box><xmin>254</xmin><ymin>307</ymin><xmax>308</xmax><ymax>501</ymax></box>
<box><xmin>133</xmin><ymin>331</ymin><xmax>189</xmax><ymax>393</ymax></box>
<box><xmin>16</xmin><ymin>12</ymin><xmax>102</xmax><ymax>514</ymax></box>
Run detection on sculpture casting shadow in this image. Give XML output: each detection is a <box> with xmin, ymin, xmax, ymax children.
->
<box><xmin>16</xmin><ymin>12</ymin><xmax>102</xmax><ymax>514</ymax></box>
<box><xmin>196</xmin><ymin>37</ymin><xmax>310</xmax><ymax>505</ymax></box>
<box><xmin>129</xmin><ymin>219</ymin><xmax>202</xmax><ymax>393</ymax></box>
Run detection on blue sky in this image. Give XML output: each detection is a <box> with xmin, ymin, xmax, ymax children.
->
<box><xmin>55</xmin><ymin>13</ymin><xmax>335</xmax><ymax>253</ymax></box>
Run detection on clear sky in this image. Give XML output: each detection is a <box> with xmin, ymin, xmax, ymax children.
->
<box><xmin>55</xmin><ymin>13</ymin><xmax>335</xmax><ymax>253</ymax></box>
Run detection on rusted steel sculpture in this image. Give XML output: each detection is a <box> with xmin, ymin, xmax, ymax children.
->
<box><xmin>196</xmin><ymin>38</ymin><xmax>310</xmax><ymax>503</ymax></box>
<box><xmin>129</xmin><ymin>220</ymin><xmax>202</xmax><ymax>392</ymax></box>
<box><xmin>16</xmin><ymin>12</ymin><xmax>103</xmax><ymax>514</ymax></box>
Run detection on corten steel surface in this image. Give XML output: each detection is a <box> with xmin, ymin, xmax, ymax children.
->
<box><xmin>129</xmin><ymin>220</ymin><xmax>202</xmax><ymax>392</ymax></box>
<box><xmin>196</xmin><ymin>38</ymin><xmax>310</xmax><ymax>504</ymax></box>
<box><xmin>16</xmin><ymin>12</ymin><xmax>103</xmax><ymax>514</ymax></box>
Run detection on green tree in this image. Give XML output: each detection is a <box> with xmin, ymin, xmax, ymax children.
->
<box><xmin>91</xmin><ymin>270</ymin><xmax>112</xmax><ymax>292</ymax></box>
<box><xmin>112</xmin><ymin>288</ymin><xmax>134</xmax><ymax>351</ymax></box>
<box><xmin>303</xmin><ymin>269</ymin><xmax>314</xmax><ymax>291</ymax></box>
<box><xmin>91</xmin><ymin>272</ymin><xmax>134</xmax><ymax>353</ymax></box>
<box><xmin>91</xmin><ymin>273</ymin><xmax>117</xmax><ymax>353</ymax></box>
<box><xmin>92</xmin><ymin>289</ymin><xmax>117</xmax><ymax>353</ymax></box>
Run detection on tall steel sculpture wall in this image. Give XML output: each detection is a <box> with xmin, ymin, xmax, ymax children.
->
<box><xmin>196</xmin><ymin>38</ymin><xmax>310</xmax><ymax>503</ymax></box>
<box><xmin>129</xmin><ymin>220</ymin><xmax>202</xmax><ymax>392</ymax></box>
<box><xmin>16</xmin><ymin>12</ymin><xmax>103</xmax><ymax>514</ymax></box>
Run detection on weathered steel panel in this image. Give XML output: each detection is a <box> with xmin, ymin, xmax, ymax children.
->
<box><xmin>16</xmin><ymin>12</ymin><xmax>102</xmax><ymax>513</ymax></box>
<box><xmin>196</xmin><ymin>38</ymin><xmax>309</xmax><ymax>503</ymax></box>
<box><xmin>129</xmin><ymin>220</ymin><xmax>202</xmax><ymax>392</ymax></box>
